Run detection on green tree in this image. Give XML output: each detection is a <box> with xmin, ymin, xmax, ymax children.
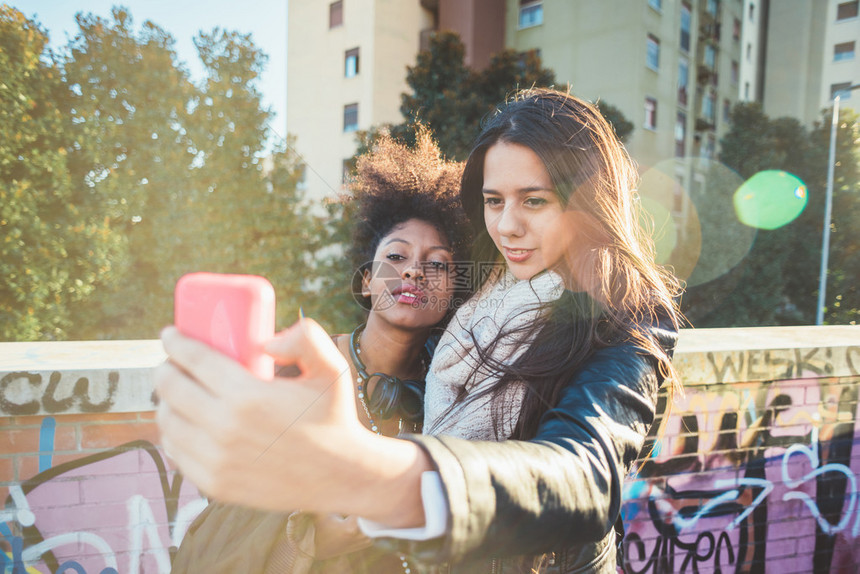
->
<box><xmin>65</xmin><ymin>10</ymin><xmax>343</xmax><ymax>339</ymax></box>
<box><xmin>595</xmin><ymin>101</ymin><xmax>634</xmax><ymax>143</ymax></box>
<box><xmin>397</xmin><ymin>32</ymin><xmax>560</xmax><ymax>160</ymax></box>
<box><xmin>683</xmin><ymin>104</ymin><xmax>808</xmax><ymax>326</ymax></box>
<box><xmin>0</xmin><ymin>7</ymin><xmax>123</xmax><ymax>340</ymax></box>
<box><xmin>62</xmin><ymin>7</ymin><xmax>197</xmax><ymax>338</ymax></box>
<box><xmin>3</xmin><ymin>6</ymin><xmax>344</xmax><ymax>340</ymax></box>
<box><xmin>240</xmin><ymin>139</ymin><xmax>362</xmax><ymax>333</ymax></box>
<box><xmin>186</xmin><ymin>28</ymin><xmax>272</xmax><ymax>270</ymax></box>
<box><xmin>811</xmin><ymin>107</ymin><xmax>860</xmax><ymax>324</ymax></box>
<box><xmin>682</xmin><ymin>102</ymin><xmax>860</xmax><ymax>326</ymax></box>
<box><xmin>398</xmin><ymin>31</ymin><xmax>477</xmax><ymax>159</ymax></box>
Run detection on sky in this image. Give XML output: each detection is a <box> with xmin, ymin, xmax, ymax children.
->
<box><xmin>17</xmin><ymin>0</ymin><xmax>289</xmax><ymax>143</ymax></box>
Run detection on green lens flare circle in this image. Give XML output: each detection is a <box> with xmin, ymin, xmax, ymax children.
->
<box><xmin>733</xmin><ymin>170</ymin><xmax>808</xmax><ymax>230</ymax></box>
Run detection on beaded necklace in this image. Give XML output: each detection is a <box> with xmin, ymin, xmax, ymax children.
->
<box><xmin>349</xmin><ymin>323</ymin><xmax>426</xmax><ymax>434</ymax></box>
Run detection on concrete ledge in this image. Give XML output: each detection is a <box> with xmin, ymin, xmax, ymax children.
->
<box><xmin>1</xmin><ymin>326</ymin><xmax>858</xmax><ymax>417</ymax></box>
<box><xmin>1</xmin><ymin>340</ymin><xmax>165</xmax><ymax>417</ymax></box>
<box><xmin>674</xmin><ymin>325</ymin><xmax>860</xmax><ymax>385</ymax></box>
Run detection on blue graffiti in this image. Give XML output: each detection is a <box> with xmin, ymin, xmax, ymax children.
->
<box><xmin>39</xmin><ymin>416</ymin><xmax>56</xmax><ymax>473</ymax></box>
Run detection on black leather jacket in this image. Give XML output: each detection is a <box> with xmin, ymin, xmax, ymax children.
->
<box><xmin>379</xmin><ymin>321</ymin><xmax>678</xmax><ymax>574</ymax></box>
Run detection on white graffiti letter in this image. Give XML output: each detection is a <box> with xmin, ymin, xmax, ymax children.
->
<box><xmin>127</xmin><ymin>495</ymin><xmax>173</xmax><ymax>574</ymax></box>
<box><xmin>781</xmin><ymin>429</ymin><xmax>858</xmax><ymax>536</ymax></box>
<box><xmin>713</xmin><ymin>477</ymin><xmax>773</xmax><ymax>531</ymax></box>
<box><xmin>171</xmin><ymin>497</ymin><xmax>209</xmax><ymax>549</ymax></box>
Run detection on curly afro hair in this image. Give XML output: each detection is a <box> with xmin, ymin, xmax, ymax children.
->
<box><xmin>346</xmin><ymin>126</ymin><xmax>472</xmax><ymax>310</ymax></box>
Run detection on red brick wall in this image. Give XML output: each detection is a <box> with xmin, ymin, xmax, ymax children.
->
<box><xmin>1</xmin><ymin>330</ymin><xmax>858</xmax><ymax>573</ymax></box>
<box><xmin>0</xmin><ymin>411</ymin><xmax>203</xmax><ymax>573</ymax></box>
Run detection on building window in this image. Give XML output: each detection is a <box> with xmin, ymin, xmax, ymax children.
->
<box><xmin>296</xmin><ymin>164</ymin><xmax>307</xmax><ymax>190</ymax></box>
<box><xmin>419</xmin><ymin>28</ymin><xmax>434</xmax><ymax>52</ymax></box>
<box><xmin>723</xmin><ymin>98</ymin><xmax>731</xmax><ymax>122</ymax></box>
<box><xmin>832</xmin><ymin>82</ymin><xmax>855</xmax><ymax>99</ymax></box>
<box><xmin>345</xmin><ymin>47</ymin><xmax>359</xmax><ymax>77</ymax></box>
<box><xmin>673</xmin><ymin>176</ymin><xmax>685</xmax><ymax>214</ymax></box>
<box><xmin>703</xmin><ymin>91</ymin><xmax>715</xmax><ymax>123</ymax></box>
<box><xmin>705</xmin><ymin>44</ymin><xmax>716</xmax><ymax>69</ymax></box>
<box><xmin>692</xmin><ymin>175</ymin><xmax>704</xmax><ymax>200</ymax></box>
<box><xmin>343</xmin><ymin>103</ymin><xmax>358</xmax><ymax>131</ymax></box>
<box><xmin>675</xmin><ymin>112</ymin><xmax>686</xmax><ymax>157</ymax></box>
<box><xmin>733</xmin><ymin>18</ymin><xmax>741</xmax><ymax>40</ymax></box>
<box><xmin>746</xmin><ymin>42</ymin><xmax>752</xmax><ymax>61</ymax></box>
<box><xmin>680</xmin><ymin>3</ymin><xmax>691</xmax><ymax>52</ymax></box>
<box><xmin>329</xmin><ymin>1</ymin><xmax>343</xmax><ymax>28</ymax></box>
<box><xmin>519</xmin><ymin>1</ymin><xmax>543</xmax><ymax>29</ymax></box>
<box><xmin>835</xmin><ymin>41</ymin><xmax>856</xmax><ymax>61</ymax></box>
<box><xmin>704</xmin><ymin>135</ymin><xmax>716</xmax><ymax>159</ymax></box>
<box><xmin>731</xmin><ymin>60</ymin><xmax>739</xmax><ymax>84</ymax></box>
<box><xmin>644</xmin><ymin>97</ymin><xmax>658</xmax><ymax>129</ymax></box>
<box><xmin>342</xmin><ymin>159</ymin><xmax>351</xmax><ymax>184</ymax></box>
<box><xmin>749</xmin><ymin>2</ymin><xmax>755</xmax><ymax>21</ymax></box>
<box><xmin>707</xmin><ymin>0</ymin><xmax>719</xmax><ymax>16</ymax></box>
<box><xmin>649</xmin><ymin>0</ymin><xmax>662</xmax><ymax>11</ymax></box>
<box><xmin>647</xmin><ymin>34</ymin><xmax>660</xmax><ymax>70</ymax></box>
<box><xmin>745</xmin><ymin>81</ymin><xmax>750</xmax><ymax>99</ymax></box>
<box><xmin>837</xmin><ymin>1</ymin><xmax>859</xmax><ymax>20</ymax></box>
<box><xmin>678</xmin><ymin>59</ymin><xmax>689</xmax><ymax>106</ymax></box>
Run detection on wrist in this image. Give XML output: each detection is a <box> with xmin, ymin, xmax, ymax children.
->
<box><xmin>346</xmin><ymin>434</ymin><xmax>432</xmax><ymax>528</ymax></box>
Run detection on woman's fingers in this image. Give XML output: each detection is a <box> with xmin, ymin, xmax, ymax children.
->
<box><xmin>154</xmin><ymin>360</ymin><xmax>224</xmax><ymax>428</ymax></box>
<box><xmin>160</xmin><ymin>326</ymin><xmax>254</xmax><ymax>398</ymax></box>
<box><xmin>154</xmin><ymin>316</ymin><xmax>391</xmax><ymax>514</ymax></box>
<box><xmin>266</xmin><ymin>319</ymin><xmax>351</xmax><ymax>389</ymax></box>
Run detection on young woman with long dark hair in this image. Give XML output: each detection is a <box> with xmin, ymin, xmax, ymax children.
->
<box><xmin>156</xmin><ymin>88</ymin><xmax>682</xmax><ymax>574</ymax></box>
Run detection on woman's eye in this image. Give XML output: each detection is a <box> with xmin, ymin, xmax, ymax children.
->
<box><xmin>483</xmin><ymin>197</ymin><xmax>502</xmax><ymax>207</ymax></box>
<box><xmin>426</xmin><ymin>261</ymin><xmax>449</xmax><ymax>271</ymax></box>
<box><xmin>386</xmin><ymin>253</ymin><xmax>405</xmax><ymax>261</ymax></box>
<box><xmin>524</xmin><ymin>196</ymin><xmax>548</xmax><ymax>207</ymax></box>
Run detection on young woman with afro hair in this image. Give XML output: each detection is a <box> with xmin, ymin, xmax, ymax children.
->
<box><xmin>169</xmin><ymin>127</ymin><xmax>471</xmax><ymax>573</ymax></box>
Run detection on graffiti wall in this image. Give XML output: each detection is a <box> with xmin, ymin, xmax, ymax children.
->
<box><xmin>1</xmin><ymin>436</ymin><xmax>204</xmax><ymax>573</ymax></box>
<box><xmin>1</xmin><ymin>340</ymin><xmax>205</xmax><ymax>573</ymax></box>
<box><xmin>621</xmin><ymin>331</ymin><xmax>860</xmax><ymax>574</ymax></box>
<box><xmin>1</xmin><ymin>330</ymin><xmax>858</xmax><ymax>573</ymax></box>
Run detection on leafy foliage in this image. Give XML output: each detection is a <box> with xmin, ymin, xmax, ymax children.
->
<box><xmin>682</xmin><ymin>102</ymin><xmax>860</xmax><ymax>326</ymax></box>
<box><xmin>1</xmin><ymin>6</ymin><xmax>352</xmax><ymax>340</ymax></box>
<box><xmin>595</xmin><ymin>101</ymin><xmax>634</xmax><ymax>143</ymax></box>
<box><xmin>0</xmin><ymin>7</ymin><xmax>124</xmax><ymax>340</ymax></box>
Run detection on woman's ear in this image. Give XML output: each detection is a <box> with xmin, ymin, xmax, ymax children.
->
<box><xmin>361</xmin><ymin>268</ymin><xmax>372</xmax><ymax>298</ymax></box>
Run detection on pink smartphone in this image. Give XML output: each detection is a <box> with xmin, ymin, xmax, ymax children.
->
<box><xmin>174</xmin><ymin>272</ymin><xmax>276</xmax><ymax>380</ymax></box>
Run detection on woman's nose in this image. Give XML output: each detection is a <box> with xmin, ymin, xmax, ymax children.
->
<box><xmin>402</xmin><ymin>261</ymin><xmax>424</xmax><ymax>280</ymax></box>
<box><xmin>495</xmin><ymin>206</ymin><xmax>525</xmax><ymax>238</ymax></box>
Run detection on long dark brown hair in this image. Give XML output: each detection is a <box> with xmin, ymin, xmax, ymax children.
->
<box><xmin>433</xmin><ymin>88</ymin><xmax>682</xmax><ymax>442</ymax></box>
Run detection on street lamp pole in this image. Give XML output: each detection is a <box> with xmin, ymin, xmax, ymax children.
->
<box><xmin>816</xmin><ymin>84</ymin><xmax>860</xmax><ymax>325</ymax></box>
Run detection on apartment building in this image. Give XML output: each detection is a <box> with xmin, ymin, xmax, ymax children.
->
<box><xmin>738</xmin><ymin>0</ymin><xmax>765</xmax><ymax>103</ymax></box>
<box><xmin>287</xmin><ymin>0</ymin><xmax>434</xmax><ymax>203</ymax></box>
<box><xmin>292</xmin><ymin>1</ymin><xmax>846</xmax><ymax>221</ymax></box>
<box><xmin>504</xmin><ymin>0</ymin><xmax>749</xmax><ymax>248</ymax></box>
<box><xmin>763</xmin><ymin>0</ymin><xmax>860</xmax><ymax>124</ymax></box>
<box><xmin>287</xmin><ymin>0</ymin><xmax>504</xmax><ymax>203</ymax></box>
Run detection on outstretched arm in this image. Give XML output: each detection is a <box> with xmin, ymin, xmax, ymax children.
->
<box><xmin>155</xmin><ymin>319</ymin><xmax>431</xmax><ymax>528</ymax></box>
<box><xmin>381</xmin><ymin>335</ymin><xmax>672</xmax><ymax>564</ymax></box>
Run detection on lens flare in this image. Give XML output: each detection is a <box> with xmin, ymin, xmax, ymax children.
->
<box><xmin>639</xmin><ymin>196</ymin><xmax>677</xmax><ymax>265</ymax></box>
<box><xmin>638</xmin><ymin>158</ymin><xmax>754</xmax><ymax>289</ymax></box>
<box><xmin>733</xmin><ymin>170</ymin><xmax>808</xmax><ymax>230</ymax></box>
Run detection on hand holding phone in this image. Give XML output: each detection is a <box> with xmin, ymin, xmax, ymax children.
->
<box><xmin>174</xmin><ymin>272</ymin><xmax>276</xmax><ymax>379</ymax></box>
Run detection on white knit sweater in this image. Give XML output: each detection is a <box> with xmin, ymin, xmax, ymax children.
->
<box><xmin>423</xmin><ymin>269</ymin><xmax>564</xmax><ymax>440</ymax></box>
